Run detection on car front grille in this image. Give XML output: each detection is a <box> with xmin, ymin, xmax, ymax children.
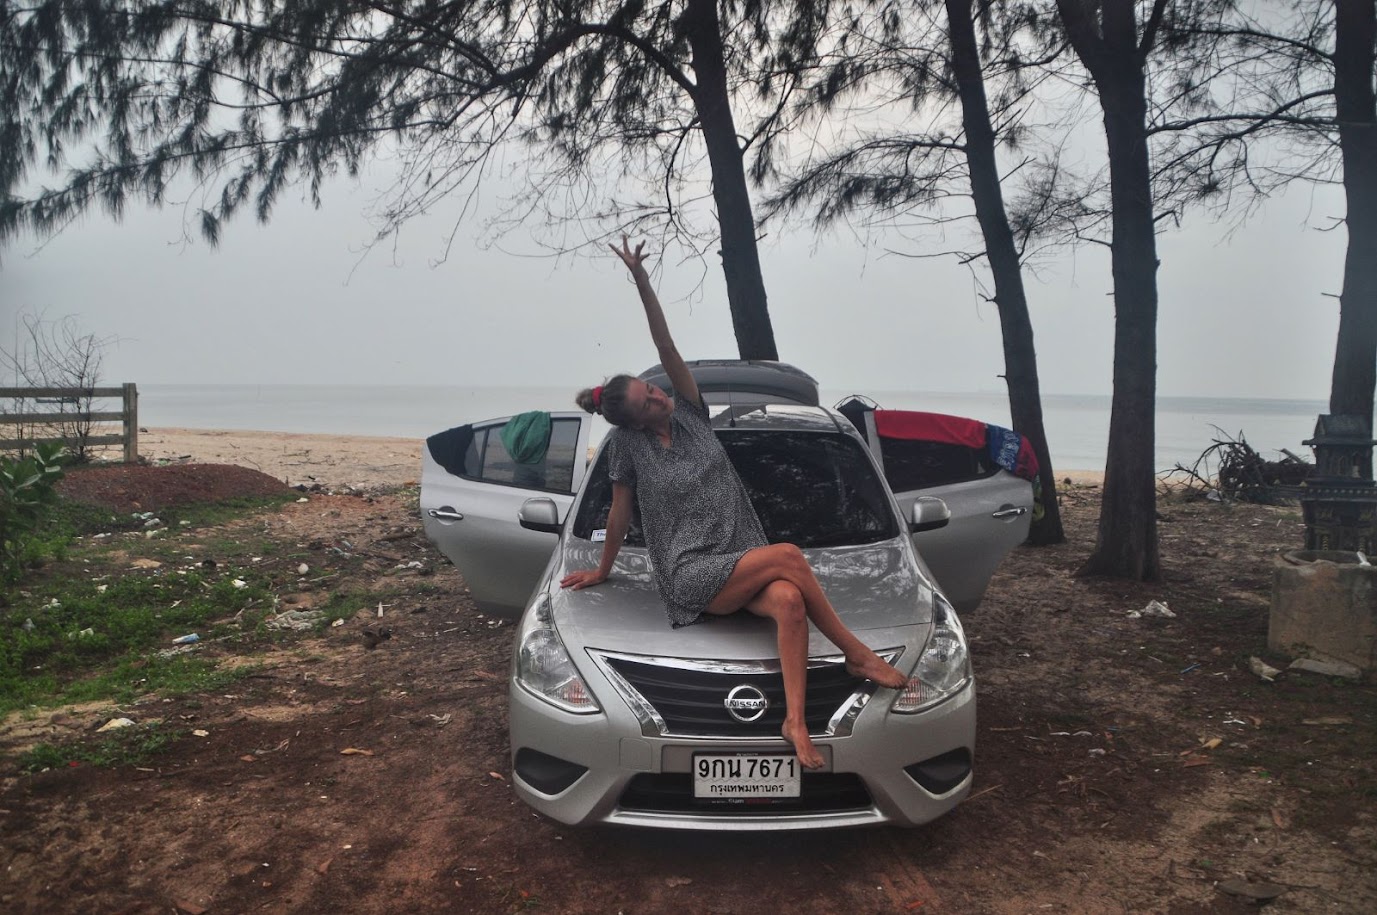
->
<box><xmin>596</xmin><ymin>653</ymin><xmax>881</xmax><ymax>738</ymax></box>
<box><xmin>619</xmin><ymin>772</ymin><xmax>872</xmax><ymax>814</ymax></box>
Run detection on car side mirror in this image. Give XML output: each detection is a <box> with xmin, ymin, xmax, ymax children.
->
<box><xmin>519</xmin><ymin>498</ymin><xmax>562</xmax><ymax>534</ymax></box>
<box><xmin>910</xmin><ymin>496</ymin><xmax>951</xmax><ymax>533</ymax></box>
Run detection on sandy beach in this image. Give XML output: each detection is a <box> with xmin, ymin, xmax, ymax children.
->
<box><xmin>130</xmin><ymin>427</ymin><xmax>1103</xmax><ymax>491</ymax></box>
<box><xmin>137</xmin><ymin>427</ymin><xmax>424</xmax><ymax>491</ymax></box>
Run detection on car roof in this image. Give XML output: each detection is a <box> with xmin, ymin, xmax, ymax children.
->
<box><xmin>639</xmin><ymin>360</ymin><xmax>820</xmax><ymax>406</ymax></box>
<box><xmin>707</xmin><ymin>402</ymin><xmax>853</xmax><ymax>436</ymax></box>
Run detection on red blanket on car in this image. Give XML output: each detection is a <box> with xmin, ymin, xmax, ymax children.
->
<box><xmin>874</xmin><ymin>410</ymin><xmax>1039</xmax><ymax>482</ymax></box>
<box><xmin>874</xmin><ymin>411</ymin><xmax>986</xmax><ymax>449</ymax></box>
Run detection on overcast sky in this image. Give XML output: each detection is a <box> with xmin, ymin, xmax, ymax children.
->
<box><xmin>1</xmin><ymin>164</ymin><xmax>1343</xmax><ymax>402</ymax></box>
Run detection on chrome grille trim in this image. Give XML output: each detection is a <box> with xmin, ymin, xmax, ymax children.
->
<box><xmin>587</xmin><ymin>648</ymin><xmax>902</xmax><ymax>740</ymax></box>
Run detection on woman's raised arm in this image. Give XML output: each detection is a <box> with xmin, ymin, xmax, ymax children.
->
<box><xmin>611</xmin><ymin>237</ymin><xmax>701</xmax><ymax>407</ymax></box>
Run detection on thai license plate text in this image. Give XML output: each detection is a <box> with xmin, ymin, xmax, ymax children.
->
<box><xmin>693</xmin><ymin>754</ymin><xmax>801</xmax><ymax>799</ymax></box>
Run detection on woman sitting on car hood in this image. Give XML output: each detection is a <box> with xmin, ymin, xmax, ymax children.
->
<box><xmin>560</xmin><ymin>237</ymin><xmax>907</xmax><ymax>770</ymax></box>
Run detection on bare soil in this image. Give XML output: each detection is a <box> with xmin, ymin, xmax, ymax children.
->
<box><xmin>2</xmin><ymin>468</ymin><xmax>1374</xmax><ymax>914</ymax></box>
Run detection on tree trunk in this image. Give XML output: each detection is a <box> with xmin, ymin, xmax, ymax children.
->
<box><xmin>1058</xmin><ymin>0</ymin><xmax>1161</xmax><ymax>580</ymax></box>
<box><xmin>946</xmin><ymin>0</ymin><xmax>1064</xmax><ymax>545</ymax></box>
<box><xmin>682</xmin><ymin>0</ymin><xmax>779</xmax><ymax>361</ymax></box>
<box><xmin>1328</xmin><ymin>0</ymin><xmax>1377</xmax><ymax>462</ymax></box>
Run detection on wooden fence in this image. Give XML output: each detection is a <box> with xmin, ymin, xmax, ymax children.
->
<box><xmin>0</xmin><ymin>384</ymin><xmax>139</xmax><ymax>461</ymax></box>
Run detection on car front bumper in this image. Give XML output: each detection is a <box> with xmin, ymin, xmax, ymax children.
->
<box><xmin>508</xmin><ymin>674</ymin><xmax>976</xmax><ymax>831</ymax></box>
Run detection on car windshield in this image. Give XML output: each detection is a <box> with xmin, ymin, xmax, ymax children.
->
<box><xmin>571</xmin><ymin>430</ymin><xmax>898</xmax><ymax>548</ymax></box>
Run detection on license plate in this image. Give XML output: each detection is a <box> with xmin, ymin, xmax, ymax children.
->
<box><xmin>692</xmin><ymin>753</ymin><xmax>801</xmax><ymax>799</ymax></box>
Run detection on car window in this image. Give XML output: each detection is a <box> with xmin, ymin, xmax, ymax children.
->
<box><xmin>449</xmin><ymin>417</ymin><xmax>582</xmax><ymax>493</ymax></box>
<box><xmin>879</xmin><ymin>438</ymin><xmax>996</xmax><ymax>491</ymax></box>
<box><xmin>572</xmin><ymin>430</ymin><xmax>897</xmax><ymax>548</ymax></box>
<box><xmin>572</xmin><ymin>450</ymin><xmax>647</xmax><ymax>546</ymax></box>
<box><xmin>723</xmin><ymin>431</ymin><xmax>897</xmax><ymax>546</ymax></box>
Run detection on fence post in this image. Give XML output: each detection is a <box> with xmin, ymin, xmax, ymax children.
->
<box><xmin>123</xmin><ymin>383</ymin><xmax>139</xmax><ymax>463</ymax></box>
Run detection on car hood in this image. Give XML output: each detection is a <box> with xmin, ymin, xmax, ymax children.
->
<box><xmin>547</xmin><ymin>538</ymin><xmax>937</xmax><ymax>660</ymax></box>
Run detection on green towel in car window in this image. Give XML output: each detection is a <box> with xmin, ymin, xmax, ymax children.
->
<box><xmin>501</xmin><ymin>411</ymin><xmax>552</xmax><ymax>464</ymax></box>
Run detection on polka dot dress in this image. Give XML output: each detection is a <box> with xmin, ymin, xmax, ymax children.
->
<box><xmin>604</xmin><ymin>392</ymin><xmax>768</xmax><ymax>627</ymax></box>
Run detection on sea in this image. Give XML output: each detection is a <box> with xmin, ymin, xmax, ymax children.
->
<box><xmin>135</xmin><ymin>384</ymin><xmax>1328</xmax><ymax>475</ymax></box>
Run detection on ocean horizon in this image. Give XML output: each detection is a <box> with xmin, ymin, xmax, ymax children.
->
<box><xmin>132</xmin><ymin>384</ymin><xmax>1328</xmax><ymax>475</ymax></box>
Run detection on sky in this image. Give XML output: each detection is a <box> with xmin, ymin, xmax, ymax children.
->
<box><xmin>0</xmin><ymin>162</ymin><xmax>1345</xmax><ymax>402</ymax></box>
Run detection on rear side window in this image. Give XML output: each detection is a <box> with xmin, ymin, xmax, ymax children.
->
<box><xmin>879</xmin><ymin>438</ymin><xmax>996</xmax><ymax>491</ymax></box>
<box><xmin>430</xmin><ymin>418</ymin><xmax>581</xmax><ymax>493</ymax></box>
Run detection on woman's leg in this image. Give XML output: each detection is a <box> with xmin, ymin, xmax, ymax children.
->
<box><xmin>739</xmin><ymin>580</ymin><xmax>824</xmax><ymax>769</ymax></box>
<box><xmin>707</xmin><ymin>543</ymin><xmax>907</xmax><ymax>688</ymax></box>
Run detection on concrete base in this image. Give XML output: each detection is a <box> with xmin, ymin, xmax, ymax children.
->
<box><xmin>1270</xmin><ymin>551</ymin><xmax>1377</xmax><ymax>676</ymax></box>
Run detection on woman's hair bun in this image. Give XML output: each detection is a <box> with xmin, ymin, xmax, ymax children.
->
<box><xmin>575</xmin><ymin>387</ymin><xmax>599</xmax><ymax>415</ymax></box>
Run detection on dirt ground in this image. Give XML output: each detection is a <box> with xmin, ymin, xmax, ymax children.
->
<box><xmin>2</xmin><ymin>461</ymin><xmax>1375</xmax><ymax>914</ymax></box>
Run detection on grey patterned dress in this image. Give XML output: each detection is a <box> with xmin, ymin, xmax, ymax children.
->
<box><xmin>604</xmin><ymin>391</ymin><xmax>768</xmax><ymax>627</ymax></box>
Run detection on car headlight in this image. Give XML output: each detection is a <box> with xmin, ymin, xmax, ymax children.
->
<box><xmin>892</xmin><ymin>594</ymin><xmax>971</xmax><ymax>714</ymax></box>
<box><xmin>514</xmin><ymin>591</ymin><xmax>600</xmax><ymax>714</ymax></box>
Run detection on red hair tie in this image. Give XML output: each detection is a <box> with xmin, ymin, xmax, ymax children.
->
<box><xmin>591</xmin><ymin>385</ymin><xmax>604</xmax><ymax>412</ymax></box>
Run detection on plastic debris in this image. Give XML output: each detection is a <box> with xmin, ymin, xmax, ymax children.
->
<box><xmin>268</xmin><ymin>609</ymin><xmax>327</xmax><ymax>631</ymax></box>
<box><xmin>156</xmin><ymin>645</ymin><xmax>199</xmax><ymax>659</ymax></box>
<box><xmin>172</xmin><ymin>633</ymin><xmax>201</xmax><ymax>645</ymax></box>
<box><xmin>1127</xmin><ymin>600</ymin><xmax>1175</xmax><ymax>619</ymax></box>
<box><xmin>21</xmin><ymin>618</ymin><xmax>34</xmax><ymax>632</ymax></box>
<box><xmin>1288</xmin><ymin>657</ymin><xmax>1362</xmax><ymax>680</ymax></box>
<box><xmin>297</xmin><ymin>563</ymin><xmax>310</xmax><ymax>575</ymax></box>
<box><xmin>192</xmin><ymin>729</ymin><xmax>210</xmax><ymax>737</ymax></box>
<box><xmin>231</xmin><ymin>579</ymin><xmax>248</xmax><ymax>589</ymax></box>
<box><xmin>97</xmin><ymin>718</ymin><xmax>136</xmax><ymax>732</ymax></box>
<box><xmin>331</xmin><ymin>618</ymin><xmax>346</xmax><ymax>628</ymax></box>
<box><xmin>1217</xmin><ymin>879</ymin><xmax>1285</xmax><ymax>902</ymax></box>
<box><xmin>1088</xmin><ymin>748</ymin><xmax>1107</xmax><ymax>757</ymax></box>
<box><xmin>1249</xmin><ymin>656</ymin><xmax>1282</xmax><ymax>682</ymax></box>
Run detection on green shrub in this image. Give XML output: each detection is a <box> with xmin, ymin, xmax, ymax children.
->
<box><xmin>0</xmin><ymin>441</ymin><xmax>66</xmax><ymax>584</ymax></box>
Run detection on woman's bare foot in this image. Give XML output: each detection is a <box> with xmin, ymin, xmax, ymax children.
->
<box><xmin>845</xmin><ymin>651</ymin><xmax>908</xmax><ymax>689</ymax></box>
<box><xmin>781</xmin><ymin>719</ymin><xmax>825</xmax><ymax>770</ymax></box>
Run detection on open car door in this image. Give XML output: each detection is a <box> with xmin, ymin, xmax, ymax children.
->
<box><xmin>843</xmin><ymin>403</ymin><xmax>1035</xmax><ymax>611</ymax></box>
<box><xmin>420</xmin><ymin>412</ymin><xmax>591</xmax><ymax>616</ymax></box>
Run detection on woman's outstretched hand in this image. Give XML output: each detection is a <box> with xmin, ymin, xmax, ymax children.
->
<box><xmin>610</xmin><ymin>235</ymin><xmax>650</xmax><ymax>276</ymax></box>
<box><xmin>560</xmin><ymin>569</ymin><xmax>608</xmax><ymax>590</ymax></box>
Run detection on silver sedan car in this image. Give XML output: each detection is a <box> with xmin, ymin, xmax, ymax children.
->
<box><xmin>421</xmin><ymin>363</ymin><xmax>1032</xmax><ymax>829</ymax></box>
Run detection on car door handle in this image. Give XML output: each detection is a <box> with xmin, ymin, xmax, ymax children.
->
<box><xmin>428</xmin><ymin>508</ymin><xmax>465</xmax><ymax>521</ymax></box>
<box><xmin>991</xmin><ymin>507</ymin><xmax>1027</xmax><ymax>519</ymax></box>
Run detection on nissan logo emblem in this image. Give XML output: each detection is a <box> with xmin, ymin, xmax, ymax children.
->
<box><xmin>724</xmin><ymin>684</ymin><xmax>769</xmax><ymax>723</ymax></box>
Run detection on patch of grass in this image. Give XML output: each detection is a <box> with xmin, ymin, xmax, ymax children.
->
<box><xmin>18</xmin><ymin>722</ymin><xmax>182</xmax><ymax>772</ymax></box>
<box><xmin>1</xmin><ymin>502</ymin><xmax>287</xmax><ymax>713</ymax></box>
<box><xmin>1</xmin><ymin>654</ymin><xmax>258</xmax><ymax>714</ymax></box>
<box><xmin>156</xmin><ymin>493</ymin><xmax>299</xmax><ymax>529</ymax></box>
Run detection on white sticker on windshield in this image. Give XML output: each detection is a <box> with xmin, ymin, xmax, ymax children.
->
<box><xmin>592</xmin><ymin>529</ymin><xmax>607</xmax><ymax>542</ymax></box>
